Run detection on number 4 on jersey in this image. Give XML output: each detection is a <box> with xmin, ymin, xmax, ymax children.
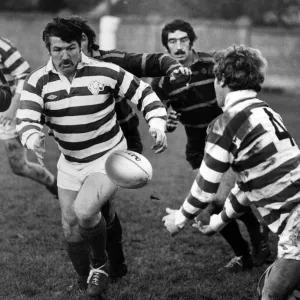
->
<box><xmin>264</xmin><ymin>108</ymin><xmax>295</xmax><ymax>146</ymax></box>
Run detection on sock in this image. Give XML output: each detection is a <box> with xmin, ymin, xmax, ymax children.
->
<box><xmin>106</xmin><ymin>213</ymin><xmax>125</xmax><ymax>268</ymax></box>
<box><xmin>239</xmin><ymin>210</ymin><xmax>267</xmax><ymax>249</ymax></box>
<box><xmin>66</xmin><ymin>241</ymin><xmax>90</xmax><ymax>277</ymax></box>
<box><xmin>219</xmin><ymin>220</ymin><xmax>250</xmax><ymax>257</ymax></box>
<box><xmin>79</xmin><ymin>217</ymin><xmax>107</xmax><ymax>268</ymax></box>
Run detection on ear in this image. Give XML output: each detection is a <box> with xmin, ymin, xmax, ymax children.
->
<box><xmin>220</xmin><ymin>75</ymin><xmax>226</xmax><ymax>87</ymax></box>
<box><xmin>82</xmin><ymin>33</ymin><xmax>88</xmax><ymax>42</ymax></box>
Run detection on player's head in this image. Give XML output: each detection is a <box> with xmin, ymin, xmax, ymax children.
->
<box><xmin>42</xmin><ymin>17</ymin><xmax>82</xmax><ymax>77</ymax></box>
<box><xmin>68</xmin><ymin>16</ymin><xmax>99</xmax><ymax>56</ymax></box>
<box><xmin>213</xmin><ymin>45</ymin><xmax>267</xmax><ymax>107</ymax></box>
<box><xmin>161</xmin><ymin>19</ymin><xmax>197</xmax><ymax>64</ymax></box>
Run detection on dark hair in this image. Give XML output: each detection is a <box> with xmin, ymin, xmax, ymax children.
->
<box><xmin>213</xmin><ymin>45</ymin><xmax>267</xmax><ymax>92</ymax></box>
<box><xmin>161</xmin><ymin>19</ymin><xmax>197</xmax><ymax>50</ymax></box>
<box><xmin>42</xmin><ymin>17</ymin><xmax>83</xmax><ymax>51</ymax></box>
<box><xmin>68</xmin><ymin>16</ymin><xmax>99</xmax><ymax>51</ymax></box>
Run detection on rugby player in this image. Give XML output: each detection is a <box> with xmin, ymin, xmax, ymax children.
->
<box><xmin>65</xmin><ymin>15</ymin><xmax>190</xmax><ymax>288</ymax></box>
<box><xmin>16</xmin><ymin>17</ymin><xmax>168</xmax><ymax>298</ymax></box>
<box><xmin>0</xmin><ymin>37</ymin><xmax>57</xmax><ymax>196</ymax></box>
<box><xmin>163</xmin><ymin>44</ymin><xmax>300</xmax><ymax>299</ymax></box>
<box><xmin>153</xmin><ymin>19</ymin><xmax>270</xmax><ymax>272</ymax></box>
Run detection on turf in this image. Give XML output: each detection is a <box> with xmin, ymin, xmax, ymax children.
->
<box><xmin>0</xmin><ymin>90</ymin><xmax>298</xmax><ymax>300</ymax></box>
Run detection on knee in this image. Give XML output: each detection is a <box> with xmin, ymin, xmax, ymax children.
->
<box><xmin>8</xmin><ymin>157</ymin><xmax>27</xmax><ymax>176</ymax></box>
<box><xmin>62</xmin><ymin>215</ymin><xmax>82</xmax><ymax>242</ymax></box>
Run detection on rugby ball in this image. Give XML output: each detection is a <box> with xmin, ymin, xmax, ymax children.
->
<box><xmin>105</xmin><ymin>150</ymin><xmax>153</xmax><ymax>189</ymax></box>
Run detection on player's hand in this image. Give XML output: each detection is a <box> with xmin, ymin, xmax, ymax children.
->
<box><xmin>0</xmin><ymin>110</ymin><xmax>14</xmax><ymax>126</ymax></box>
<box><xmin>149</xmin><ymin>127</ymin><xmax>167</xmax><ymax>154</ymax></box>
<box><xmin>33</xmin><ymin>132</ymin><xmax>46</xmax><ymax>167</ymax></box>
<box><xmin>166</xmin><ymin>110</ymin><xmax>181</xmax><ymax>133</ymax></box>
<box><xmin>162</xmin><ymin>207</ymin><xmax>183</xmax><ymax>237</ymax></box>
<box><xmin>169</xmin><ymin>67</ymin><xmax>191</xmax><ymax>84</ymax></box>
<box><xmin>192</xmin><ymin>217</ymin><xmax>216</xmax><ymax>236</ymax></box>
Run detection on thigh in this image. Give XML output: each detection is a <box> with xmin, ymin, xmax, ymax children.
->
<box><xmin>74</xmin><ymin>173</ymin><xmax>118</xmax><ymax>222</ymax></box>
<box><xmin>260</xmin><ymin>258</ymin><xmax>300</xmax><ymax>299</ymax></box>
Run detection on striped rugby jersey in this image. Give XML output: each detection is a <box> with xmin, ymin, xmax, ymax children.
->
<box><xmin>151</xmin><ymin>50</ymin><xmax>222</xmax><ymax>131</ymax></box>
<box><xmin>176</xmin><ymin>90</ymin><xmax>300</xmax><ymax>234</ymax></box>
<box><xmin>0</xmin><ymin>69</ymin><xmax>12</xmax><ymax>112</ymax></box>
<box><xmin>16</xmin><ymin>53</ymin><xmax>167</xmax><ymax>163</ymax></box>
<box><xmin>93</xmin><ymin>49</ymin><xmax>181</xmax><ymax>132</ymax></box>
<box><xmin>0</xmin><ymin>37</ymin><xmax>31</xmax><ymax>95</ymax></box>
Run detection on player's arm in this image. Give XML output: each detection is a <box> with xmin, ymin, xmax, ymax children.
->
<box><xmin>0</xmin><ymin>70</ymin><xmax>12</xmax><ymax>112</ymax></box>
<box><xmin>114</xmin><ymin>67</ymin><xmax>167</xmax><ymax>153</ymax></box>
<box><xmin>162</xmin><ymin>129</ymin><xmax>233</xmax><ymax>236</ymax></box>
<box><xmin>16</xmin><ymin>74</ymin><xmax>45</xmax><ymax>163</ymax></box>
<box><xmin>0</xmin><ymin>41</ymin><xmax>31</xmax><ymax>125</ymax></box>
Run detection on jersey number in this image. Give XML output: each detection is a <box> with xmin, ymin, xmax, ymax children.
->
<box><xmin>264</xmin><ymin>108</ymin><xmax>295</xmax><ymax>146</ymax></box>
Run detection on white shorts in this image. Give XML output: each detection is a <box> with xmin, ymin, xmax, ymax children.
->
<box><xmin>277</xmin><ymin>204</ymin><xmax>300</xmax><ymax>260</ymax></box>
<box><xmin>0</xmin><ymin>119</ymin><xmax>18</xmax><ymax>140</ymax></box>
<box><xmin>57</xmin><ymin>138</ymin><xmax>127</xmax><ymax>191</ymax></box>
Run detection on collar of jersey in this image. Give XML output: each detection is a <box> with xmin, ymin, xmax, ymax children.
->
<box><xmin>46</xmin><ymin>52</ymin><xmax>93</xmax><ymax>73</ymax></box>
<box><xmin>223</xmin><ymin>90</ymin><xmax>257</xmax><ymax>111</ymax></box>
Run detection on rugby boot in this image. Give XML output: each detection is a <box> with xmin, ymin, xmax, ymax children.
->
<box><xmin>86</xmin><ymin>261</ymin><xmax>109</xmax><ymax>297</ymax></box>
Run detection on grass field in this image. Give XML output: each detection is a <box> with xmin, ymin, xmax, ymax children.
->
<box><xmin>0</xmin><ymin>90</ymin><xmax>299</xmax><ymax>300</ymax></box>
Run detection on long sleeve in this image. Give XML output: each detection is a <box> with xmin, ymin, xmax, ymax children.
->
<box><xmin>16</xmin><ymin>71</ymin><xmax>44</xmax><ymax>148</ymax></box>
<box><xmin>98</xmin><ymin>49</ymin><xmax>181</xmax><ymax>77</ymax></box>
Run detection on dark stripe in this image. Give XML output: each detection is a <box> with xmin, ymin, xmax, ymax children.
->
<box><xmin>55</xmin><ymin>123</ymin><xmax>120</xmax><ymax>151</ymax></box>
<box><xmin>124</xmin><ymin>75</ymin><xmax>141</xmax><ymax>101</ymax></box>
<box><xmin>181</xmin><ymin>207</ymin><xmax>198</xmax><ymax>220</ymax></box>
<box><xmin>139</xmin><ymin>87</ymin><xmax>155</xmax><ymax>112</ymax></box>
<box><xmin>6</xmin><ymin>59</ymin><xmax>29</xmax><ymax>75</ymax></box>
<box><xmin>198</xmin><ymin>175</ymin><xmax>219</xmax><ymax>194</ymax></box>
<box><xmin>220</xmin><ymin>210</ymin><xmax>232</xmax><ymax>223</ymax></box>
<box><xmin>18</xmin><ymin>124</ymin><xmax>41</xmax><ymax>136</ymax></box>
<box><xmin>80</xmin><ymin>66</ymin><xmax>119</xmax><ymax>79</ymax></box>
<box><xmin>234</xmin><ymin>142</ymin><xmax>278</xmax><ymax>174</ymax></box>
<box><xmin>229</xmin><ymin>193</ymin><xmax>250</xmax><ymax>213</ymax></box>
<box><xmin>187</xmin><ymin>193</ymin><xmax>209</xmax><ymax>209</ymax></box>
<box><xmin>114</xmin><ymin>68</ymin><xmax>125</xmax><ymax>97</ymax></box>
<box><xmin>238</xmin><ymin>123</ymin><xmax>267</xmax><ymax>154</ymax></box>
<box><xmin>205</xmin><ymin>152</ymin><xmax>230</xmax><ymax>173</ymax></box>
<box><xmin>256</xmin><ymin>176</ymin><xmax>300</xmax><ymax>207</ymax></box>
<box><xmin>44</xmin><ymin>95</ymin><xmax>114</xmax><ymax>117</ymax></box>
<box><xmin>239</xmin><ymin>153</ymin><xmax>300</xmax><ymax>192</ymax></box>
<box><xmin>20</xmin><ymin>100</ymin><xmax>42</xmax><ymax>113</ymax></box>
<box><xmin>47</xmin><ymin>109</ymin><xmax>115</xmax><ymax>134</ymax></box>
<box><xmin>63</xmin><ymin>135</ymin><xmax>125</xmax><ymax>163</ymax></box>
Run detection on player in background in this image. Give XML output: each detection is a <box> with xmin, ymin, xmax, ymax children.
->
<box><xmin>0</xmin><ymin>70</ymin><xmax>12</xmax><ymax>112</ymax></box>
<box><xmin>0</xmin><ymin>37</ymin><xmax>57</xmax><ymax>196</ymax></box>
<box><xmin>153</xmin><ymin>19</ymin><xmax>270</xmax><ymax>272</ymax></box>
<box><xmin>163</xmin><ymin>44</ymin><xmax>300</xmax><ymax>300</ymax></box>
<box><xmin>67</xmin><ymin>15</ymin><xmax>190</xmax><ymax>285</ymax></box>
<box><xmin>16</xmin><ymin>18</ymin><xmax>168</xmax><ymax>298</ymax></box>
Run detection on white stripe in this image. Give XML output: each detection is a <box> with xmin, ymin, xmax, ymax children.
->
<box><xmin>140</xmin><ymin>92</ymin><xmax>159</xmax><ymax>111</ymax></box>
<box><xmin>20</xmin><ymin>90</ymin><xmax>44</xmax><ymax>107</ymax></box>
<box><xmin>46</xmin><ymin>94</ymin><xmax>110</xmax><ymax>110</ymax></box>
<box><xmin>5</xmin><ymin>51</ymin><xmax>21</xmax><ymax>68</ymax></box>
<box><xmin>72</xmin><ymin>75</ymin><xmax>117</xmax><ymax>88</ymax></box>
<box><xmin>0</xmin><ymin>39</ymin><xmax>11</xmax><ymax>51</ymax></box>
<box><xmin>205</xmin><ymin>141</ymin><xmax>231</xmax><ymax>163</ymax></box>
<box><xmin>17</xmin><ymin>109</ymin><xmax>41</xmax><ymax>122</ymax></box>
<box><xmin>145</xmin><ymin>107</ymin><xmax>166</xmax><ymax>121</ymax></box>
<box><xmin>12</xmin><ymin>61</ymin><xmax>30</xmax><ymax>78</ymax></box>
<box><xmin>190</xmin><ymin>180</ymin><xmax>214</xmax><ymax>203</ymax></box>
<box><xmin>200</xmin><ymin>162</ymin><xmax>223</xmax><ymax>184</ymax></box>
<box><xmin>118</xmin><ymin>71</ymin><xmax>134</xmax><ymax>98</ymax></box>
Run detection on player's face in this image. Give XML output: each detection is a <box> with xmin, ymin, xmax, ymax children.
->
<box><xmin>166</xmin><ymin>30</ymin><xmax>192</xmax><ymax>64</ymax></box>
<box><xmin>49</xmin><ymin>37</ymin><xmax>81</xmax><ymax>78</ymax></box>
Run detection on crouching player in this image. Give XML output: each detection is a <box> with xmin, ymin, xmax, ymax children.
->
<box><xmin>163</xmin><ymin>44</ymin><xmax>300</xmax><ymax>299</ymax></box>
<box><xmin>0</xmin><ymin>70</ymin><xmax>12</xmax><ymax>111</ymax></box>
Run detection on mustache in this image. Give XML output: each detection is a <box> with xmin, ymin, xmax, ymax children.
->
<box><xmin>174</xmin><ymin>50</ymin><xmax>185</xmax><ymax>55</ymax></box>
<box><xmin>59</xmin><ymin>60</ymin><xmax>73</xmax><ymax>67</ymax></box>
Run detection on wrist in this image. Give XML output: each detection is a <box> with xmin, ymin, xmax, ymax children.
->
<box><xmin>149</xmin><ymin>118</ymin><xmax>166</xmax><ymax>133</ymax></box>
<box><xmin>174</xmin><ymin>209</ymin><xmax>189</xmax><ymax>228</ymax></box>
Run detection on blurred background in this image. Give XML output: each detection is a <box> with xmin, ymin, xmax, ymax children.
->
<box><xmin>1</xmin><ymin>0</ymin><xmax>300</xmax><ymax>92</ymax></box>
